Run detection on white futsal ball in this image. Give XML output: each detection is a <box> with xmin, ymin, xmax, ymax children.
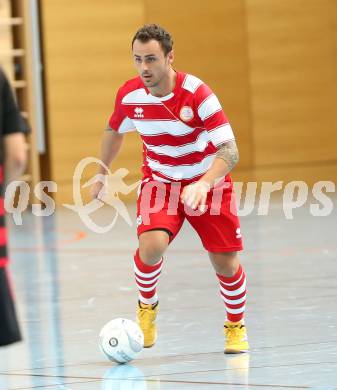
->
<box><xmin>99</xmin><ymin>318</ymin><xmax>144</xmax><ymax>364</ymax></box>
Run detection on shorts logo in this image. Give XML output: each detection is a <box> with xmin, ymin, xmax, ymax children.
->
<box><xmin>236</xmin><ymin>228</ymin><xmax>242</xmax><ymax>239</ymax></box>
<box><xmin>136</xmin><ymin>215</ymin><xmax>143</xmax><ymax>227</ymax></box>
<box><xmin>180</xmin><ymin>106</ymin><xmax>194</xmax><ymax>122</ymax></box>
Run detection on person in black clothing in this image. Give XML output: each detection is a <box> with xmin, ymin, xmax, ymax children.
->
<box><xmin>0</xmin><ymin>67</ymin><xmax>28</xmax><ymax>346</ymax></box>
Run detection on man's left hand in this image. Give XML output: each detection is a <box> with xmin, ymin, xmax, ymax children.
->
<box><xmin>180</xmin><ymin>180</ymin><xmax>210</xmax><ymax>211</ymax></box>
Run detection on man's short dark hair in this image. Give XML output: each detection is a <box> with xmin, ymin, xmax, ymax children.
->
<box><xmin>132</xmin><ymin>24</ymin><xmax>173</xmax><ymax>56</ymax></box>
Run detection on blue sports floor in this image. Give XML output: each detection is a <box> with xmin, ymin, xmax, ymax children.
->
<box><xmin>0</xmin><ymin>198</ymin><xmax>336</xmax><ymax>389</ymax></box>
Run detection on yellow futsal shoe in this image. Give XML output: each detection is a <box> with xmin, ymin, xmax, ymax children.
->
<box><xmin>137</xmin><ymin>301</ymin><xmax>158</xmax><ymax>348</ymax></box>
<box><xmin>224</xmin><ymin>321</ymin><xmax>249</xmax><ymax>354</ymax></box>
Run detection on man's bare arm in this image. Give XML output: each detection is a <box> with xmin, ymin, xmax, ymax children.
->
<box><xmin>98</xmin><ymin>130</ymin><xmax>124</xmax><ymax>174</ymax></box>
<box><xmin>215</xmin><ymin>140</ymin><xmax>239</xmax><ymax>172</ymax></box>
<box><xmin>180</xmin><ymin>140</ymin><xmax>239</xmax><ymax>209</ymax></box>
<box><xmin>200</xmin><ymin>140</ymin><xmax>239</xmax><ymax>187</ymax></box>
<box><xmin>4</xmin><ymin>133</ymin><xmax>27</xmax><ymax>183</ymax></box>
<box><xmin>91</xmin><ymin>130</ymin><xmax>124</xmax><ymax>198</ymax></box>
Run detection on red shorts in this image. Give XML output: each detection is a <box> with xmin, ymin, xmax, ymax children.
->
<box><xmin>136</xmin><ymin>179</ymin><xmax>243</xmax><ymax>253</ymax></box>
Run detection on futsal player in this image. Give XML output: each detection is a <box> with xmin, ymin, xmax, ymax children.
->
<box><xmin>92</xmin><ymin>25</ymin><xmax>249</xmax><ymax>353</ymax></box>
<box><xmin>0</xmin><ymin>68</ymin><xmax>28</xmax><ymax>346</ymax></box>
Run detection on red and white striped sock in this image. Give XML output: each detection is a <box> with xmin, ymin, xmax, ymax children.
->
<box><xmin>216</xmin><ymin>264</ymin><xmax>247</xmax><ymax>323</ymax></box>
<box><xmin>133</xmin><ymin>249</ymin><xmax>163</xmax><ymax>305</ymax></box>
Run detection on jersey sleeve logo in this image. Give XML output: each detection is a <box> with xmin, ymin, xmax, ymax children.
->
<box><xmin>179</xmin><ymin>106</ymin><xmax>194</xmax><ymax>122</ymax></box>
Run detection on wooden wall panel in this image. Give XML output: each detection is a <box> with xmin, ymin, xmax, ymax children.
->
<box><xmin>40</xmin><ymin>1</ymin><xmax>337</xmax><ymax>205</ymax></box>
<box><xmin>145</xmin><ymin>0</ymin><xmax>253</xmax><ymax>170</ymax></box>
<box><xmin>0</xmin><ymin>0</ymin><xmax>15</xmax><ymax>80</ymax></box>
<box><xmin>41</xmin><ymin>0</ymin><xmax>144</xmax><ymax>204</ymax></box>
<box><xmin>246</xmin><ymin>0</ymin><xmax>337</xmax><ymax>167</ymax></box>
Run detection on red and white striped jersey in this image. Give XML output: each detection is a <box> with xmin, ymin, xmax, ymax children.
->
<box><xmin>108</xmin><ymin>71</ymin><xmax>235</xmax><ymax>184</ymax></box>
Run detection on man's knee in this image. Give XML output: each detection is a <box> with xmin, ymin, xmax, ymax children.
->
<box><xmin>138</xmin><ymin>230</ymin><xmax>170</xmax><ymax>265</ymax></box>
<box><xmin>209</xmin><ymin>251</ymin><xmax>239</xmax><ymax>276</ymax></box>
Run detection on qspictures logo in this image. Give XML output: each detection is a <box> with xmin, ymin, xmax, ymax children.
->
<box><xmin>63</xmin><ymin>157</ymin><xmax>140</xmax><ymax>233</ymax></box>
<box><xmin>4</xmin><ymin>157</ymin><xmax>140</xmax><ymax>233</ymax></box>
<box><xmin>4</xmin><ymin>157</ymin><xmax>336</xmax><ymax>233</ymax></box>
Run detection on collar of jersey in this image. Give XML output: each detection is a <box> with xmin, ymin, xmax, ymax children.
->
<box><xmin>143</xmin><ymin>70</ymin><xmax>181</xmax><ymax>102</ymax></box>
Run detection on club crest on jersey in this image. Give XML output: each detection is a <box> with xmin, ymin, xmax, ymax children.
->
<box><xmin>134</xmin><ymin>107</ymin><xmax>144</xmax><ymax>118</ymax></box>
<box><xmin>179</xmin><ymin>106</ymin><xmax>194</xmax><ymax>122</ymax></box>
